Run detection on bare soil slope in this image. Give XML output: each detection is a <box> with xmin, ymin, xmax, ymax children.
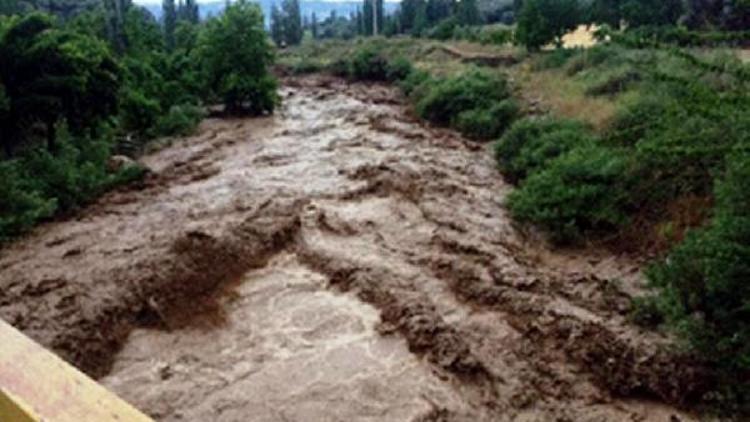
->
<box><xmin>0</xmin><ymin>77</ymin><xmax>701</xmax><ymax>421</ymax></box>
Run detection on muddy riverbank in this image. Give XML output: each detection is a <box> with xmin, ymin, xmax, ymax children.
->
<box><xmin>0</xmin><ymin>76</ymin><xmax>701</xmax><ymax>421</ymax></box>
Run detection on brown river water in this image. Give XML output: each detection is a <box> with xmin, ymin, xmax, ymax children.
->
<box><xmin>0</xmin><ymin>76</ymin><xmax>702</xmax><ymax>421</ymax></box>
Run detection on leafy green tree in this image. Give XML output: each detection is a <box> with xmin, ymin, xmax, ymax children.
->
<box><xmin>173</xmin><ymin>19</ymin><xmax>197</xmax><ymax>51</ymax></box>
<box><xmin>400</xmin><ymin>0</ymin><xmax>417</xmax><ymax>32</ymax></box>
<box><xmin>103</xmin><ymin>0</ymin><xmax>129</xmax><ymax>53</ymax></box>
<box><xmin>0</xmin><ymin>13</ymin><xmax>120</xmax><ymax>153</ymax></box>
<box><xmin>362</xmin><ymin>0</ymin><xmax>385</xmax><ymax>35</ymax></box>
<box><xmin>515</xmin><ymin>0</ymin><xmax>580</xmax><ymax>50</ymax></box>
<box><xmin>311</xmin><ymin>11</ymin><xmax>318</xmax><ymax>38</ymax></box>
<box><xmin>270</xmin><ymin>3</ymin><xmax>283</xmax><ymax>45</ymax></box>
<box><xmin>163</xmin><ymin>0</ymin><xmax>176</xmax><ymax>50</ymax></box>
<box><xmin>426</xmin><ymin>0</ymin><xmax>453</xmax><ymax>24</ymax></box>
<box><xmin>199</xmin><ymin>0</ymin><xmax>277</xmax><ymax>115</ymax></box>
<box><xmin>620</xmin><ymin>0</ymin><xmax>683</xmax><ymax>27</ymax></box>
<box><xmin>123</xmin><ymin>5</ymin><xmax>164</xmax><ymax>55</ymax></box>
<box><xmin>587</xmin><ymin>0</ymin><xmax>623</xmax><ymax>27</ymax></box>
<box><xmin>177</xmin><ymin>0</ymin><xmax>199</xmax><ymax>24</ymax></box>
<box><xmin>457</xmin><ymin>0</ymin><xmax>481</xmax><ymax>25</ymax></box>
<box><xmin>281</xmin><ymin>0</ymin><xmax>302</xmax><ymax>45</ymax></box>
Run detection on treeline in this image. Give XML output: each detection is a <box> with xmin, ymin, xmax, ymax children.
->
<box><xmin>271</xmin><ymin>0</ymin><xmax>487</xmax><ymax>43</ymax></box>
<box><xmin>515</xmin><ymin>0</ymin><xmax>750</xmax><ymax>50</ymax></box>
<box><xmin>0</xmin><ymin>0</ymin><xmax>276</xmax><ymax>240</ymax></box>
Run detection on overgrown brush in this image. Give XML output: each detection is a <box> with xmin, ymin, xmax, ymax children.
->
<box><xmin>644</xmin><ymin>153</ymin><xmax>750</xmax><ymax>411</ymax></box>
<box><xmin>0</xmin><ymin>131</ymin><xmax>145</xmax><ymax>242</ymax></box>
<box><xmin>413</xmin><ymin>68</ymin><xmax>517</xmax><ymax>141</ymax></box>
<box><xmin>414</xmin><ymin>69</ymin><xmax>510</xmax><ymax>125</ymax></box>
<box><xmin>455</xmin><ymin>100</ymin><xmax>519</xmax><ymax>141</ymax></box>
<box><xmin>495</xmin><ymin>117</ymin><xmax>594</xmax><ymax>183</ymax></box>
<box><xmin>507</xmin><ymin>144</ymin><xmax>629</xmax><ymax>243</ymax></box>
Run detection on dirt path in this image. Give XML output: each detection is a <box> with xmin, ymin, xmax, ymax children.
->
<box><xmin>0</xmin><ymin>77</ymin><xmax>701</xmax><ymax>421</ymax></box>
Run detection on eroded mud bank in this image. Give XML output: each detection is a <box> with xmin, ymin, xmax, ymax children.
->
<box><xmin>0</xmin><ymin>76</ymin><xmax>701</xmax><ymax>421</ymax></box>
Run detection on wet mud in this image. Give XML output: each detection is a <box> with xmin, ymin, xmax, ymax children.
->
<box><xmin>0</xmin><ymin>76</ymin><xmax>702</xmax><ymax>421</ymax></box>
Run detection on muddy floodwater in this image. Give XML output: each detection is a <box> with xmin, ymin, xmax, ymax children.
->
<box><xmin>0</xmin><ymin>77</ymin><xmax>701</xmax><ymax>421</ymax></box>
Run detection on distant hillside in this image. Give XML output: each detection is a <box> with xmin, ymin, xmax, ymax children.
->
<box><xmin>142</xmin><ymin>1</ymin><xmax>400</xmax><ymax>22</ymax></box>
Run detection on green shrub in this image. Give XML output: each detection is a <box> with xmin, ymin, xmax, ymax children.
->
<box><xmin>155</xmin><ymin>104</ymin><xmax>205</xmax><ymax>137</ymax></box>
<box><xmin>0</xmin><ymin>132</ymin><xmax>146</xmax><ymax>242</ymax></box>
<box><xmin>415</xmin><ymin>69</ymin><xmax>511</xmax><ymax>126</ymax></box>
<box><xmin>120</xmin><ymin>89</ymin><xmax>161</xmax><ymax>138</ymax></box>
<box><xmin>478</xmin><ymin>27</ymin><xmax>513</xmax><ymax>45</ymax></box>
<box><xmin>328</xmin><ymin>57</ymin><xmax>351</xmax><ymax>77</ymax></box>
<box><xmin>646</xmin><ymin>153</ymin><xmax>750</xmax><ymax>401</ymax></box>
<box><xmin>532</xmin><ymin>47</ymin><xmax>579</xmax><ymax>70</ymax></box>
<box><xmin>0</xmin><ymin>160</ymin><xmax>56</xmax><ymax>241</ymax></box>
<box><xmin>629</xmin><ymin>296</ymin><xmax>665</xmax><ymax>327</ymax></box>
<box><xmin>607</xmin><ymin>93</ymin><xmax>673</xmax><ymax>146</ymax></box>
<box><xmin>350</xmin><ymin>46</ymin><xmax>389</xmax><ymax>81</ymax></box>
<box><xmin>585</xmin><ymin>69</ymin><xmax>642</xmax><ymax>96</ymax></box>
<box><xmin>495</xmin><ymin>117</ymin><xmax>593</xmax><ymax>183</ymax></box>
<box><xmin>290</xmin><ymin>58</ymin><xmax>324</xmax><ymax>75</ymax></box>
<box><xmin>454</xmin><ymin>100</ymin><xmax>519</xmax><ymax>141</ymax></box>
<box><xmin>428</xmin><ymin>17</ymin><xmax>458</xmax><ymax>41</ymax></box>
<box><xmin>507</xmin><ymin>145</ymin><xmax>629</xmax><ymax>243</ymax></box>
<box><xmin>385</xmin><ymin>56</ymin><xmax>413</xmax><ymax>82</ymax></box>
<box><xmin>399</xmin><ymin>68</ymin><xmax>432</xmax><ymax>97</ymax></box>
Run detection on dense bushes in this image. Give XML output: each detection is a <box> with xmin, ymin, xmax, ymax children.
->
<box><xmin>0</xmin><ymin>161</ymin><xmax>56</xmax><ymax>241</ymax></box>
<box><xmin>331</xmin><ymin>45</ymin><xmax>414</xmax><ymax>83</ymax></box>
<box><xmin>427</xmin><ymin>21</ymin><xmax>514</xmax><ymax>46</ymax></box>
<box><xmin>508</xmin><ymin>145</ymin><xmax>629</xmax><ymax>243</ymax></box>
<box><xmin>454</xmin><ymin>100</ymin><xmax>518</xmax><ymax>141</ymax></box>
<box><xmin>0</xmin><ymin>132</ymin><xmax>144</xmax><ymax>241</ymax></box>
<box><xmin>328</xmin><ymin>45</ymin><xmax>519</xmax><ymax>142</ymax></box>
<box><xmin>350</xmin><ymin>45</ymin><xmax>391</xmax><ymax>80</ymax></box>
<box><xmin>413</xmin><ymin>69</ymin><xmax>517</xmax><ymax>140</ymax></box>
<box><xmin>614</xmin><ymin>26</ymin><xmax>750</xmax><ymax>48</ymax></box>
<box><xmin>155</xmin><ymin>104</ymin><xmax>206</xmax><ymax>137</ymax></box>
<box><xmin>414</xmin><ymin>69</ymin><xmax>509</xmax><ymax>124</ymax></box>
<box><xmin>495</xmin><ymin>117</ymin><xmax>594</xmax><ymax>183</ymax></box>
<box><xmin>645</xmin><ymin>153</ymin><xmax>750</xmax><ymax>405</ymax></box>
<box><xmin>494</xmin><ymin>117</ymin><xmax>626</xmax><ymax>242</ymax></box>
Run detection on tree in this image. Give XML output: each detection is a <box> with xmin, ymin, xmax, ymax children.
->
<box><xmin>162</xmin><ymin>0</ymin><xmax>176</xmax><ymax>50</ymax></box>
<box><xmin>457</xmin><ymin>0</ymin><xmax>481</xmax><ymax>25</ymax></box>
<box><xmin>620</xmin><ymin>0</ymin><xmax>683</xmax><ymax>27</ymax></box>
<box><xmin>270</xmin><ymin>3</ymin><xmax>283</xmax><ymax>44</ymax></box>
<box><xmin>281</xmin><ymin>0</ymin><xmax>302</xmax><ymax>45</ymax></box>
<box><xmin>311</xmin><ymin>12</ymin><xmax>318</xmax><ymax>38</ymax></box>
<box><xmin>0</xmin><ymin>13</ymin><xmax>120</xmax><ymax>154</ymax></box>
<box><xmin>362</xmin><ymin>0</ymin><xmax>384</xmax><ymax>35</ymax></box>
<box><xmin>682</xmin><ymin>0</ymin><xmax>749</xmax><ymax>29</ymax></box>
<box><xmin>587</xmin><ymin>0</ymin><xmax>623</xmax><ymax>27</ymax></box>
<box><xmin>177</xmin><ymin>0</ymin><xmax>199</xmax><ymax>24</ymax></box>
<box><xmin>199</xmin><ymin>0</ymin><xmax>277</xmax><ymax>115</ymax></box>
<box><xmin>400</xmin><ymin>0</ymin><xmax>418</xmax><ymax>32</ymax></box>
<box><xmin>426</xmin><ymin>0</ymin><xmax>453</xmax><ymax>24</ymax></box>
<box><xmin>103</xmin><ymin>0</ymin><xmax>130</xmax><ymax>53</ymax></box>
<box><xmin>412</xmin><ymin>0</ymin><xmax>428</xmax><ymax>35</ymax></box>
<box><xmin>515</xmin><ymin>0</ymin><xmax>580</xmax><ymax>50</ymax></box>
